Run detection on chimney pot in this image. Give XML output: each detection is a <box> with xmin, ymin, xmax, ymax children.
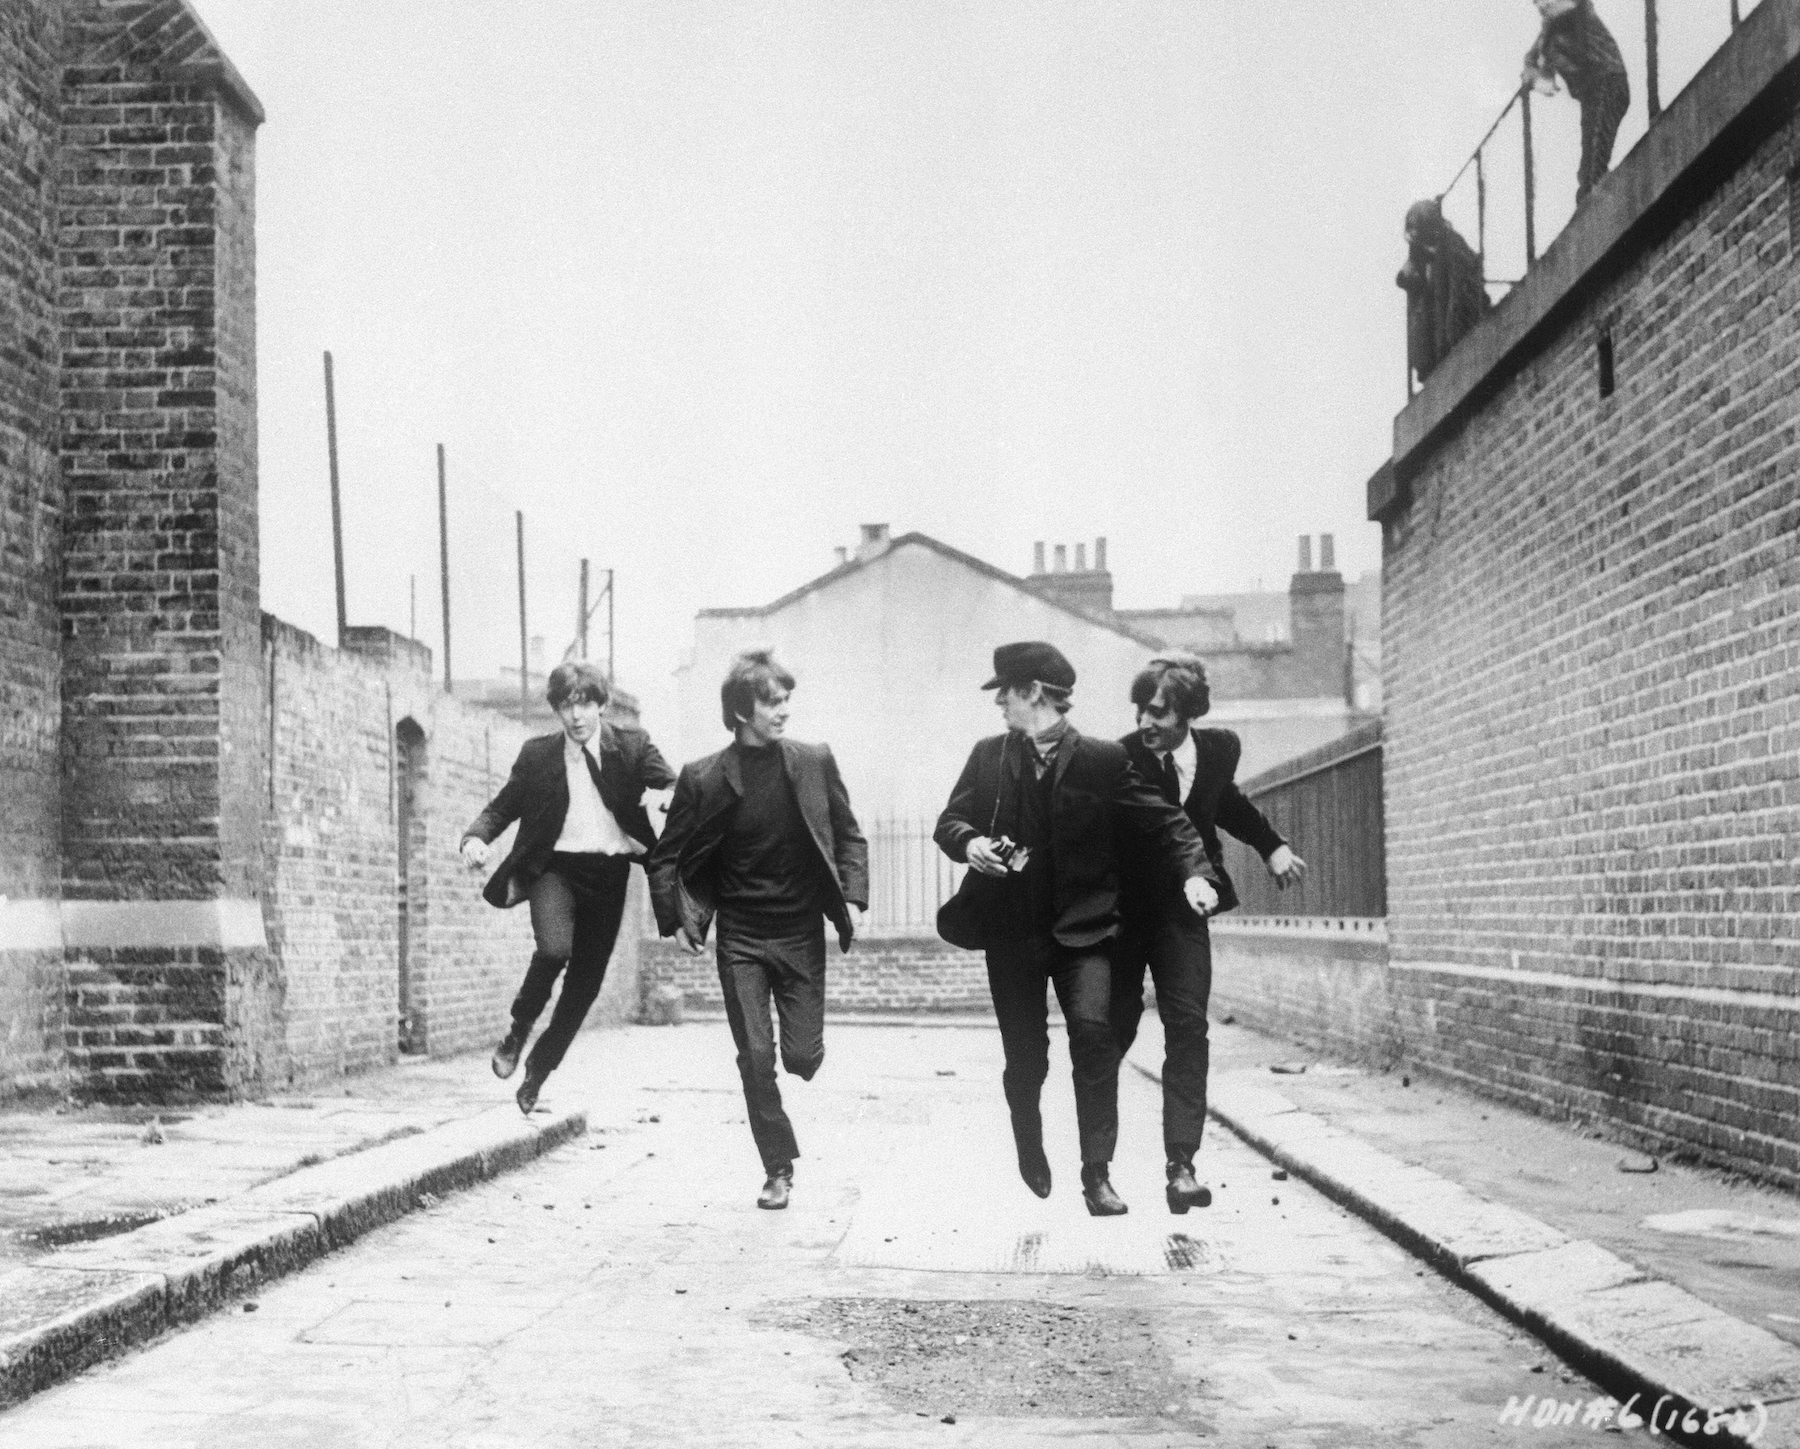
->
<box><xmin>1320</xmin><ymin>533</ymin><xmax>1336</xmax><ymax>570</ymax></box>
<box><xmin>859</xmin><ymin>523</ymin><xmax>889</xmax><ymax>544</ymax></box>
<box><xmin>1053</xmin><ymin>544</ymin><xmax>1068</xmax><ymax>573</ymax></box>
<box><xmin>1095</xmin><ymin>537</ymin><xmax>1107</xmax><ymax>571</ymax></box>
<box><xmin>1075</xmin><ymin>542</ymin><xmax>1087</xmax><ymax>571</ymax></box>
<box><xmin>1033</xmin><ymin>542</ymin><xmax>1046</xmax><ymax>575</ymax></box>
<box><xmin>1297</xmin><ymin>535</ymin><xmax>1313</xmax><ymax>573</ymax></box>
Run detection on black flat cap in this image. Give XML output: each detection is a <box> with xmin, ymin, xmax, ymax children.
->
<box><xmin>981</xmin><ymin>641</ymin><xmax>1076</xmax><ymax>692</ymax></box>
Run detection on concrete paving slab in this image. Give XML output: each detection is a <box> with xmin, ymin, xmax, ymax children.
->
<box><xmin>0</xmin><ymin>1097</ymin><xmax>586</xmax><ymax>1407</ymax></box>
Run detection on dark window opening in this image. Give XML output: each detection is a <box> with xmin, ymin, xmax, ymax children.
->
<box><xmin>1597</xmin><ymin>332</ymin><xmax>1615</xmax><ymax>399</ymax></box>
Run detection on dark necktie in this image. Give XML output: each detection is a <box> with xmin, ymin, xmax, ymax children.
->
<box><xmin>581</xmin><ymin>747</ymin><xmax>607</xmax><ymax>807</ymax></box>
<box><xmin>1160</xmin><ymin>752</ymin><xmax>1182</xmax><ymax>805</ymax></box>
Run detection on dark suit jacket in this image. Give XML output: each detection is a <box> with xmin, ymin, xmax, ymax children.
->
<box><xmin>933</xmin><ymin>727</ymin><xmax>1214</xmax><ymax>951</ymax></box>
<box><xmin>462</xmin><ymin>722</ymin><xmax>677</xmax><ymax>909</ymax></box>
<box><xmin>1119</xmin><ymin>727</ymin><xmax>1286</xmax><ymax>919</ymax></box>
<box><xmin>646</xmin><ymin>739</ymin><xmax>869</xmax><ymax>952</ymax></box>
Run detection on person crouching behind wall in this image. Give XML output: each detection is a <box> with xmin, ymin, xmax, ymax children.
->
<box><xmin>647</xmin><ymin>649</ymin><xmax>869</xmax><ymax>1210</ymax></box>
<box><xmin>461</xmin><ymin>661</ymin><xmax>676</xmax><ymax>1115</ymax></box>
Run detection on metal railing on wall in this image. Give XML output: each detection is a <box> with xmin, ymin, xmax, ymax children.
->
<box><xmin>1219</xmin><ymin>721</ymin><xmax>1385</xmax><ymax>921</ymax></box>
<box><xmin>1429</xmin><ymin>0</ymin><xmax>1757</xmax><ymax>335</ymax></box>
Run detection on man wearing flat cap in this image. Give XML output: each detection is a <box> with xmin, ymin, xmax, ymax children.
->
<box><xmin>934</xmin><ymin>642</ymin><xmax>1219</xmax><ymax>1216</ymax></box>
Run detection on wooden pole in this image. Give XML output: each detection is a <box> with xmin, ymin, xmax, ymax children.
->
<box><xmin>437</xmin><ymin>444</ymin><xmax>452</xmax><ymax>693</ymax></box>
<box><xmin>1645</xmin><ymin>0</ymin><xmax>1661</xmax><ymax>118</ymax></box>
<box><xmin>323</xmin><ymin>351</ymin><xmax>347</xmax><ymax>646</ymax></box>
<box><xmin>578</xmin><ymin>558</ymin><xmax>589</xmax><ymax>660</ymax></box>
<box><xmin>607</xmin><ymin>568</ymin><xmax>615</xmax><ymax>683</ymax></box>
<box><xmin>516</xmin><ymin>511</ymin><xmax>529</xmax><ymax>726</ymax></box>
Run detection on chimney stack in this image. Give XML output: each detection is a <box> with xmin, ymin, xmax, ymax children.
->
<box><xmin>855</xmin><ymin>523</ymin><xmax>892</xmax><ymax>562</ymax></box>
<box><xmin>1297</xmin><ymin>535</ymin><xmax>1313</xmax><ymax>573</ymax></box>
<box><xmin>1320</xmin><ymin>533</ymin><xmax>1336</xmax><ymax>570</ymax></box>
<box><xmin>1095</xmin><ymin>536</ymin><xmax>1107</xmax><ymax>571</ymax></box>
<box><xmin>1033</xmin><ymin>541</ymin><xmax>1046</xmax><ymax>575</ymax></box>
<box><xmin>1075</xmin><ymin>542</ymin><xmax>1087</xmax><ymax>571</ymax></box>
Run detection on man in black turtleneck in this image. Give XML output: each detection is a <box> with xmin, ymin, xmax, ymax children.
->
<box><xmin>647</xmin><ymin>649</ymin><xmax>868</xmax><ymax>1210</ymax></box>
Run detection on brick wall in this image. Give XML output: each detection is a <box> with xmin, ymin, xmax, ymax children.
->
<box><xmin>0</xmin><ymin>0</ymin><xmax>67</xmax><ymax>1095</ymax></box>
<box><xmin>641</xmin><ymin>933</ymin><xmax>991</xmax><ymax>1016</ymax></box>
<box><xmin>1377</xmin><ymin>51</ymin><xmax>1800</xmax><ymax>1182</ymax></box>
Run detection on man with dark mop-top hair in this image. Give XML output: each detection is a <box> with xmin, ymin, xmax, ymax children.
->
<box><xmin>648</xmin><ymin>648</ymin><xmax>868</xmax><ymax>1210</ymax></box>
<box><xmin>934</xmin><ymin>642</ymin><xmax>1218</xmax><ymax>1217</ymax></box>
<box><xmin>461</xmin><ymin>661</ymin><xmax>676</xmax><ymax>1116</ymax></box>
<box><xmin>1115</xmin><ymin>652</ymin><xmax>1306</xmax><ymax>1214</ymax></box>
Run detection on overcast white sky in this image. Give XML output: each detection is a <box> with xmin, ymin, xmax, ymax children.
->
<box><xmin>195</xmin><ymin>0</ymin><xmax>1749</xmax><ymax>727</ymax></box>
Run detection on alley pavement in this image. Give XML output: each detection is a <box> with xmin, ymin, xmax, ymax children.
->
<box><xmin>0</xmin><ymin>1013</ymin><xmax>1795</xmax><ymax>1443</ymax></box>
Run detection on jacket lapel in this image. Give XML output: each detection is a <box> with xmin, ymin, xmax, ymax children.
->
<box><xmin>781</xmin><ymin>741</ymin><xmax>841</xmax><ymax>888</ymax></box>
<box><xmin>1051</xmin><ymin>725</ymin><xmax>1081</xmax><ymax>795</ymax></box>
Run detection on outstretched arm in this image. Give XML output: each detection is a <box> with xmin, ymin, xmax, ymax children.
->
<box><xmin>460</xmin><ymin>751</ymin><xmax>530</xmax><ymax>867</ymax></box>
<box><xmin>646</xmin><ymin>767</ymin><xmax>701</xmax><ymax>942</ymax></box>
<box><xmin>822</xmin><ymin>748</ymin><xmax>869</xmax><ymax>912</ymax></box>
<box><xmin>1112</xmin><ymin>756</ymin><xmax>1217</xmax><ymax>902</ymax></box>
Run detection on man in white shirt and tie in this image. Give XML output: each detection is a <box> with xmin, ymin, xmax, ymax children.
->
<box><xmin>1116</xmin><ymin>653</ymin><xmax>1305</xmax><ymax>1212</ymax></box>
<box><xmin>461</xmin><ymin>662</ymin><xmax>675</xmax><ymax>1113</ymax></box>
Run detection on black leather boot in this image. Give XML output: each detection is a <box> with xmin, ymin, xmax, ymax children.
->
<box><xmin>491</xmin><ymin>1027</ymin><xmax>527</xmax><ymax>1080</ymax></box>
<box><xmin>1010</xmin><ymin>1110</ymin><xmax>1052</xmax><ymax>1199</ymax></box>
<box><xmin>1165</xmin><ymin>1151</ymin><xmax>1212</xmax><ymax>1214</ymax></box>
<box><xmin>515</xmin><ymin>1061</ymin><xmax>547</xmax><ymax>1116</ymax></box>
<box><xmin>757</xmin><ymin>1164</ymin><xmax>793</xmax><ymax>1210</ymax></box>
<box><xmin>1080</xmin><ymin>1162</ymin><xmax>1128</xmax><ymax>1217</ymax></box>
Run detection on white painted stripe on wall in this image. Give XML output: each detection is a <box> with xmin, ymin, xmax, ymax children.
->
<box><xmin>0</xmin><ymin>899</ymin><xmax>64</xmax><ymax>951</ymax></box>
<box><xmin>1212</xmin><ymin>917</ymin><xmax>1388</xmax><ymax>943</ymax></box>
<box><xmin>1386</xmin><ymin>957</ymin><xmax>1800</xmax><ymax>1016</ymax></box>
<box><xmin>57</xmin><ymin>899</ymin><xmax>269</xmax><ymax>951</ymax></box>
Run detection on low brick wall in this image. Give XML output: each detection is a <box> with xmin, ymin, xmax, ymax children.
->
<box><xmin>1211</xmin><ymin>917</ymin><xmax>1800</xmax><ymax>1189</ymax></box>
<box><xmin>640</xmin><ymin>931</ymin><xmax>990</xmax><ymax>1016</ymax></box>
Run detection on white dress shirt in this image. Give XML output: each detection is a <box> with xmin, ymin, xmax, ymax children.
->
<box><xmin>1162</xmin><ymin>730</ymin><xmax>1197</xmax><ymax>806</ymax></box>
<box><xmin>554</xmin><ymin>735</ymin><xmax>644</xmax><ymax>856</ymax></box>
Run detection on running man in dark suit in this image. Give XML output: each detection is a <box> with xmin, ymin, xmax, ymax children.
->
<box><xmin>1114</xmin><ymin>653</ymin><xmax>1305</xmax><ymax>1212</ymax></box>
<box><xmin>647</xmin><ymin>648</ymin><xmax>868</xmax><ymax>1210</ymax></box>
<box><xmin>461</xmin><ymin>661</ymin><xmax>675</xmax><ymax>1115</ymax></box>
<box><xmin>934</xmin><ymin>642</ymin><xmax>1217</xmax><ymax>1217</ymax></box>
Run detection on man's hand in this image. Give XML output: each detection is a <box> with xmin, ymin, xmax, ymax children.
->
<box><xmin>842</xmin><ymin>903</ymin><xmax>864</xmax><ymax>954</ymax></box>
<box><xmin>1267</xmin><ymin>845</ymin><xmax>1308</xmax><ymax>890</ymax></box>
<box><xmin>460</xmin><ymin>837</ymin><xmax>489</xmax><ymax>871</ymax></box>
<box><xmin>676</xmin><ymin>927</ymin><xmax>705</xmax><ymax>957</ymax></box>
<box><xmin>1183</xmin><ymin>876</ymin><xmax>1219</xmax><ymax>918</ymax></box>
<box><xmin>965</xmin><ymin>837</ymin><xmax>1009</xmax><ymax>878</ymax></box>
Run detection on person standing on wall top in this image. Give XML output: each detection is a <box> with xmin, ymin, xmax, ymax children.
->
<box><xmin>647</xmin><ymin>648</ymin><xmax>869</xmax><ymax>1211</ymax></box>
<box><xmin>1396</xmin><ymin>198</ymin><xmax>1490</xmax><ymax>387</ymax></box>
<box><xmin>461</xmin><ymin>661</ymin><xmax>676</xmax><ymax>1116</ymax></box>
<box><xmin>1523</xmin><ymin>0</ymin><xmax>1631</xmax><ymax>203</ymax></box>
<box><xmin>1114</xmin><ymin>653</ymin><xmax>1306</xmax><ymax>1214</ymax></box>
<box><xmin>933</xmin><ymin>642</ymin><xmax>1218</xmax><ymax>1218</ymax></box>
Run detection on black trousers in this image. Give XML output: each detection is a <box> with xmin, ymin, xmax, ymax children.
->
<box><xmin>1577</xmin><ymin>78</ymin><xmax>1629</xmax><ymax>201</ymax></box>
<box><xmin>716</xmin><ymin>918</ymin><xmax>827</xmax><ymax>1172</ymax></box>
<box><xmin>513</xmin><ymin>853</ymin><xmax>633</xmax><ymax>1075</ymax></box>
<box><xmin>984</xmin><ymin>934</ymin><xmax>1119</xmax><ymax>1166</ymax></box>
<box><xmin>1110</xmin><ymin>909</ymin><xmax>1212</xmax><ymax>1158</ymax></box>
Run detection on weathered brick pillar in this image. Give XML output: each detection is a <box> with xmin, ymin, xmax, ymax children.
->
<box><xmin>56</xmin><ymin>0</ymin><xmax>274</xmax><ymax>1100</ymax></box>
<box><xmin>0</xmin><ymin>0</ymin><xmax>71</xmax><ymax>1098</ymax></box>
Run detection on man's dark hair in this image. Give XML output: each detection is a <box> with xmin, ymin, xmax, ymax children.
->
<box><xmin>1130</xmin><ymin>653</ymin><xmax>1210</xmax><ymax>722</ymax></box>
<box><xmin>720</xmin><ymin>647</ymin><xmax>796</xmax><ymax>731</ymax></box>
<box><xmin>547</xmin><ymin>660</ymin><xmax>611</xmax><ymax>710</ymax></box>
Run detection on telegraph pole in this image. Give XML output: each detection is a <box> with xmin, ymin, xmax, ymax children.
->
<box><xmin>437</xmin><ymin>444</ymin><xmax>452</xmax><ymax>693</ymax></box>
<box><xmin>607</xmin><ymin>568</ymin><xmax>615</xmax><ymax>682</ymax></box>
<box><xmin>516</xmin><ymin>511</ymin><xmax>529</xmax><ymax>726</ymax></box>
<box><xmin>323</xmin><ymin>352</ymin><xmax>347</xmax><ymax>646</ymax></box>
<box><xmin>578</xmin><ymin>558</ymin><xmax>590</xmax><ymax>661</ymax></box>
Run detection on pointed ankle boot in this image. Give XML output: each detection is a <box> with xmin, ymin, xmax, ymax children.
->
<box><xmin>1165</xmin><ymin>1157</ymin><xmax>1212</xmax><ymax>1214</ymax></box>
<box><xmin>757</xmin><ymin>1164</ymin><xmax>793</xmax><ymax>1210</ymax></box>
<box><xmin>1010</xmin><ymin>1111</ymin><xmax>1052</xmax><ymax>1199</ymax></box>
<box><xmin>492</xmin><ymin>1027</ymin><xmax>527</xmax><ymax>1080</ymax></box>
<box><xmin>1080</xmin><ymin>1163</ymin><xmax>1129</xmax><ymax>1217</ymax></box>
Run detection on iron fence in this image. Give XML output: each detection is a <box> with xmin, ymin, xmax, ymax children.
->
<box><xmin>1220</xmin><ymin>721</ymin><xmax>1385</xmax><ymax>920</ymax></box>
<box><xmin>865</xmin><ymin>817</ymin><xmax>967</xmax><ymax>934</ymax></box>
